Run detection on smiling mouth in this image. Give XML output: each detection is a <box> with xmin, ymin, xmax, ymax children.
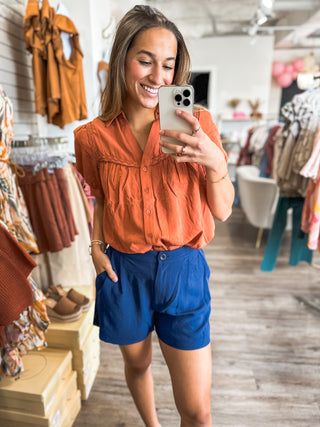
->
<box><xmin>141</xmin><ymin>84</ymin><xmax>159</xmax><ymax>95</ymax></box>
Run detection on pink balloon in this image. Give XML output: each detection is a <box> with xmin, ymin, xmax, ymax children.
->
<box><xmin>277</xmin><ymin>73</ymin><xmax>293</xmax><ymax>88</ymax></box>
<box><xmin>293</xmin><ymin>58</ymin><xmax>305</xmax><ymax>71</ymax></box>
<box><xmin>284</xmin><ymin>64</ymin><xmax>294</xmax><ymax>74</ymax></box>
<box><xmin>291</xmin><ymin>70</ymin><xmax>298</xmax><ymax>80</ymax></box>
<box><xmin>272</xmin><ymin>61</ymin><xmax>285</xmax><ymax>77</ymax></box>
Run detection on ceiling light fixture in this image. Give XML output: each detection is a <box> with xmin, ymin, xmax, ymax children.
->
<box><xmin>260</xmin><ymin>0</ymin><xmax>275</xmax><ymax>21</ymax></box>
<box><xmin>247</xmin><ymin>1</ymin><xmax>273</xmax><ymax>37</ymax></box>
<box><xmin>256</xmin><ymin>8</ymin><xmax>268</xmax><ymax>25</ymax></box>
<box><xmin>261</xmin><ymin>0</ymin><xmax>274</xmax><ymax>12</ymax></box>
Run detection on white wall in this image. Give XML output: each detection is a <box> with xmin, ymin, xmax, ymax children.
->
<box><xmin>187</xmin><ymin>35</ymin><xmax>275</xmax><ymax>120</ymax></box>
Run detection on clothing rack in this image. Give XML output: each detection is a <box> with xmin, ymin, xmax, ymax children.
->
<box><xmin>12</xmin><ymin>136</ymin><xmax>69</xmax><ymax>149</ymax></box>
<box><xmin>10</xmin><ymin>136</ymin><xmax>74</xmax><ymax>170</ymax></box>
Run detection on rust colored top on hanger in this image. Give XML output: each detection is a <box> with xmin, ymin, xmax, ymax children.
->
<box><xmin>23</xmin><ymin>0</ymin><xmax>87</xmax><ymax>128</ymax></box>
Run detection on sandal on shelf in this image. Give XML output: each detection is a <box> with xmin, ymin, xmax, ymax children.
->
<box><xmin>44</xmin><ymin>295</ymin><xmax>83</xmax><ymax>322</ymax></box>
<box><xmin>48</xmin><ymin>284</ymin><xmax>91</xmax><ymax>312</ymax></box>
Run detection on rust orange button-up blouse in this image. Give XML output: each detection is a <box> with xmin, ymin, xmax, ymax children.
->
<box><xmin>74</xmin><ymin>109</ymin><xmax>227</xmax><ymax>254</ymax></box>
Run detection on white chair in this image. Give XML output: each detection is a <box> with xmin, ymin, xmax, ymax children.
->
<box><xmin>236</xmin><ymin>165</ymin><xmax>280</xmax><ymax>248</ymax></box>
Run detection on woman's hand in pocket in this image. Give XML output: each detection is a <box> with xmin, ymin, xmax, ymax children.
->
<box><xmin>91</xmin><ymin>248</ymin><xmax>118</xmax><ymax>282</ymax></box>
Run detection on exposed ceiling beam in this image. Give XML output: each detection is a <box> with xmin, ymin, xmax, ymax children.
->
<box><xmin>274</xmin><ymin>0</ymin><xmax>320</xmax><ymax>10</ymax></box>
<box><xmin>275</xmin><ymin>8</ymin><xmax>320</xmax><ymax>47</ymax></box>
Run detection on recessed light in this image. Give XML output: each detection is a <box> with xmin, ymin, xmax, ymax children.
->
<box><xmin>261</xmin><ymin>0</ymin><xmax>274</xmax><ymax>10</ymax></box>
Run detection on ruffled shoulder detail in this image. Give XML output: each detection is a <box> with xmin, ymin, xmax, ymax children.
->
<box><xmin>74</xmin><ymin>121</ymin><xmax>103</xmax><ymax>198</ymax></box>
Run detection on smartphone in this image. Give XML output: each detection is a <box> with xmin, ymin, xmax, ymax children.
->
<box><xmin>158</xmin><ymin>84</ymin><xmax>194</xmax><ymax>154</ymax></box>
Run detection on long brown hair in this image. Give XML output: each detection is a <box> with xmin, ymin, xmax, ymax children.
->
<box><xmin>99</xmin><ymin>5</ymin><xmax>191</xmax><ymax>122</ymax></box>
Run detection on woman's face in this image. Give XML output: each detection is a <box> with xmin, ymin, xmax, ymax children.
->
<box><xmin>124</xmin><ymin>27</ymin><xmax>177</xmax><ymax>111</ymax></box>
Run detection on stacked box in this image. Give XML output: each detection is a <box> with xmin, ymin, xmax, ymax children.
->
<box><xmin>45</xmin><ymin>299</ymin><xmax>100</xmax><ymax>400</ymax></box>
<box><xmin>73</xmin><ymin>325</ymin><xmax>100</xmax><ymax>400</ymax></box>
<box><xmin>0</xmin><ymin>348</ymin><xmax>81</xmax><ymax>427</ymax></box>
<box><xmin>45</xmin><ymin>299</ymin><xmax>95</xmax><ymax>349</ymax></box>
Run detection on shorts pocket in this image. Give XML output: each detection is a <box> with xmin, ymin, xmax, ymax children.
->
<box><xmin>94</xmin><ymin>270</ymin><xmax>116</xmax><ymax>327</ymax></box>
<box><xmin>94</xmin><ymin>271</ymin><xmax>106</xmax><ymax>327</ymax></box>
<box><xmin>96</xmin><ymin>270</ymin><xmax>107</xmax><ymax>280</ymax></box>
<box><xmin>175</xmin><ymin>250</ymin><xmax>211</xmax><ymax>315</ymax></box>
<box><xmin>95</xmin><ymin>270</ymin><xmax>107</xmax><ymax>291</ymax></box>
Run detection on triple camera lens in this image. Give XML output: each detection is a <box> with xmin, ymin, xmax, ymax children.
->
<box><xmin>174</xmin><ymin>87</ymin><xmax>192</xmax><ymax>107</ymax></box>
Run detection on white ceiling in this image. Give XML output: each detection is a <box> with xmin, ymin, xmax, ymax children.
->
<box><xmin>139</xmin><ymin>0</ymin><xmax>320</xmax><ymax>48</ymax></box>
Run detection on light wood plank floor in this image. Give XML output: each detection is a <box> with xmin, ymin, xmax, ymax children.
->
<box><xmin>74</xmin><ymin>206</ymin><xmax>320</xmax><ymax>427</ymax></box>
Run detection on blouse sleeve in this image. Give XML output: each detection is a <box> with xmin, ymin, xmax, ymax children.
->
<box><xmin>74</xmin><ymin>123</ymin><xmax>104</xmax><ymax>199</ymax></box>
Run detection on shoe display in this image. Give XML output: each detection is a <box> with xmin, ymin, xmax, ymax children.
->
<box><xmin>47</xmin><ymin>284</ymin><xmax>91</xmax><ymax>312</ymax></box>
<box><xmin>44</xmin><ymin>295</ymin><xmax>83</xmax><ymax>322</ymax></box>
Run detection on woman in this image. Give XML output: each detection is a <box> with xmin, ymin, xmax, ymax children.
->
<box><xmin>75</xmin><ymin>5</ymin><xmax>234</xmax><ymax>426</ymax></box>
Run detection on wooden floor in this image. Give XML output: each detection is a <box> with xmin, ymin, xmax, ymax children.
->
<box><xmin>74</xmin><ymin>207</ymin><xmax>320</xmax><ymax>427</ymax></box>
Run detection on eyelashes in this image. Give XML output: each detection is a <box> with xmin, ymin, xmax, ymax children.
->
<box><xmin>138</xmin><ymin>60</ymin><xmax>174</xmax><ymax>71</ymax></box>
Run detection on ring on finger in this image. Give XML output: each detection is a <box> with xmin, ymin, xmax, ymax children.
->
<box><xmin>180</xmin><ymin>145</ymin><xmax>186</xmax><ymax>155</ymax></box>
<box><xmin>192</xmin><ymin>126</ymin><xmax>201</xmax><ymax>134</ymax></box>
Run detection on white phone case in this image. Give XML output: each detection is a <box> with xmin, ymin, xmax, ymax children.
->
<box><xmin>158</xmin><ymin>85</ymin><xmax>194</xmax><ymax>154</ymax></box>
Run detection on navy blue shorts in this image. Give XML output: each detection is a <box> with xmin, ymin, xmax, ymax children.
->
<box><xmin>94</xmin><ymin>246</ymin><xmax>211</xmax><ymax>350</ymax></box>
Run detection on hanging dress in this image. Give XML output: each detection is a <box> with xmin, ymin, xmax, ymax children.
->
<box><xmin>300</xmin><ymin>126</ymin><xmax>320</xmax><ymax>250</ymax></box>
<box><xmin>0</xmin><ymin>87</ymin><xmax>39</xmax><ymax>253</ymax></box>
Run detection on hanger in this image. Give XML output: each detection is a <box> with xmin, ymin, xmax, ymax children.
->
<box><xmin>12</xmin><ymin>136</ymin><xmax>68</xmax><ymax>148</ymax></box>
<box><xmin>10</xmin><ymin>154</ymin><xmax>74</xmax><ymax>174</ymax></box>
<box><xmin>10</xmin><ymin>136</ymin><xmax>71</xmax><ymax>167</ymax></box>
<box><xmin>102</xmin><ymin>16</ymin><xmax>116</xmax><ymax>39</ymax></box>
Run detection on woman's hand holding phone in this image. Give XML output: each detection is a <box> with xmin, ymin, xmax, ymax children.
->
<box><xmin>158</xmin><ymin>85</ymin><xmax>194</xmax><ymax>153</ymax></box>
<box><xmin>159</xmin><ymin>84</ymin><xmax>227</xmax><ymax>180</ymax></box>
<box><xmin>159</xmin><ymin>108</ymin><xmax>226</xmax><ymax>173</ymax></box>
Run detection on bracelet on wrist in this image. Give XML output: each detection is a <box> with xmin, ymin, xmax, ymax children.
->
<box><xmin>91</xmin><ymin>239</ymin><xmax>105</xmax><ymax>245</ymax></box>
<box><xmin>89</xmin><ymin>240</ymin><xmax>107</xmax><ymax>255</ymax></box>
<box><xmin>208</xmin><ymin>172</ymin><xmax>229</xmax><ymax>184</ymax></box>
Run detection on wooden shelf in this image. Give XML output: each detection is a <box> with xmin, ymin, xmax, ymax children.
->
<box><xmin>222</xmin><ymin>139</ymin><xmax>241</xmax><ymax>144</ymax></box>
<box><xmin>219</xmin><ymin>117</ymin><xmax>253</xmax><ymax>122</ymax></box>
